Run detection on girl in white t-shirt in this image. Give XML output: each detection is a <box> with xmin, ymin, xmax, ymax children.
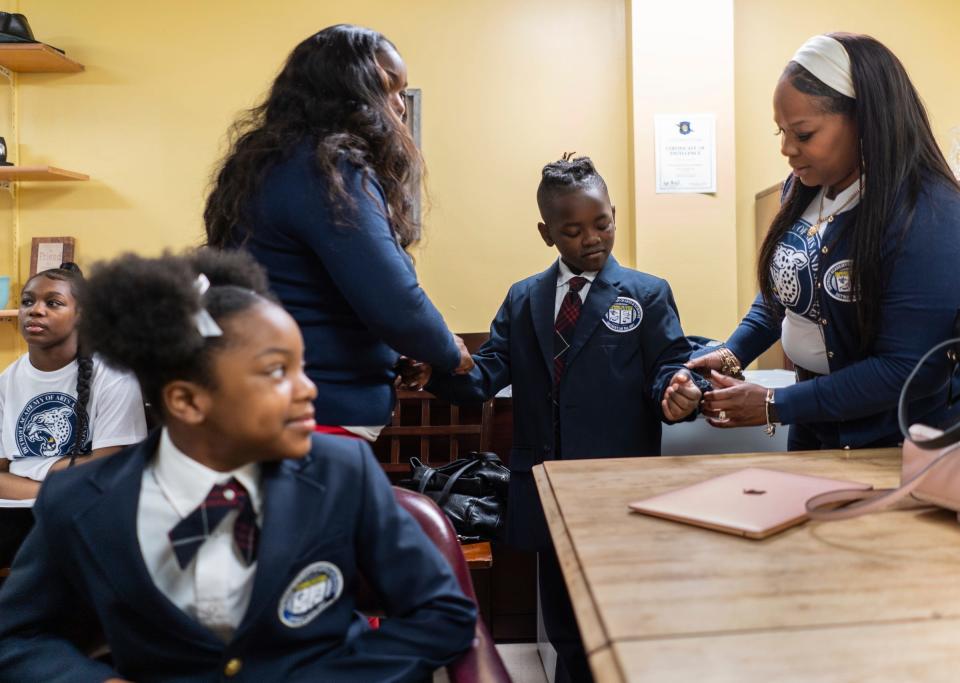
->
<box><xmin>0</xmin><ymin>263</ymin><xmax>147</xmax><ymax>567</ymax></box>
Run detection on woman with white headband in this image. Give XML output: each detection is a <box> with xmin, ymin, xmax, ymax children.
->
<box><xmin>689</xmin><ymin>32</ymin><xmax>960</xmax><ymax>450</ymax></box>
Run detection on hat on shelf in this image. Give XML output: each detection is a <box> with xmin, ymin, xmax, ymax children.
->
<box><xmin>0</xmin><ymin>12</ymin><xmax>63</xmax><ymax>53</ymax></box>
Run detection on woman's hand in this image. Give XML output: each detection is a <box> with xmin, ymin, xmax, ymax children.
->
<box><xmin>397</xmin><ymin>357</ymin><xmax>432</xmax><ymax>390</ymax></box>
<box><xmin>685</xmin><ymin>350</ymin><xmax>725</xmax><ymax>375</ymax></box>
<box><xmin>701</xmin><ymin>371</ymin><xmax>769</xmax><ymax>427</ymax></box>
<box><xmin>661</xmin><ymin>370</ymin><xmax>702</xmax><ymax>421</ymax></box>
<box><xmin>453</xmin><ymin>335</ymin><xmax>475</xmax><ymax>375</ymax></box>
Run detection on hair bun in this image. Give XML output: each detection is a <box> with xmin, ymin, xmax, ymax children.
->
<box><xmin>58</xmin><ymin>262</ymin><xmax>83</xmax><ymax>276</ymax></box>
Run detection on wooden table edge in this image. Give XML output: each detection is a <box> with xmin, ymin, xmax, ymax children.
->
<box><xmin>587</xmin><ymin>644</ymin><xmax>628</xmax><ymax>683</ymax></box>
<box><xmin>533</xmin><ymin>463</ymin><xmax>611</xmax><ymax>657</ymax></box>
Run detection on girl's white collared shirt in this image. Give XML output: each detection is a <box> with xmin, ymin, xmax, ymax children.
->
<box><xmin>137</xmin><ymin>428</ymin><xmax>263</xmax><ymax>641</ymax></box>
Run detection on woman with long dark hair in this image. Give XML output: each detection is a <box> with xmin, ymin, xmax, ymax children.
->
<box><xmin>205</xmin><ymin>24</ymin><xmax>472</xmax><ymax>439</ymax></box>
<box><xmin>689</xmin><ymin>33</ymin><xmax>960</xmax><ymax>449</ymax></box>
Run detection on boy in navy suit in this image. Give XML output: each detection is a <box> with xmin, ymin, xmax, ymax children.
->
<box><xmin>409</xmin><ymin>155</ymin><xmax>707</xmax><ymax>682</ymax></box>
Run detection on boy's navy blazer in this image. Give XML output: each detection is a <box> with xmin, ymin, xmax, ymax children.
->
<box><xmin>429</xmin><ymin>256</ymin><xmax>701</xmax><ymax>549</ymax></box>
<box><xmin>0</xmin><ymin>431</ymin><xmax>476</xmax><ymax>682</ymax></box>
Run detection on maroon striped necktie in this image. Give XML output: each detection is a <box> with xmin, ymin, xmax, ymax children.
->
<box><xmin>554</xmin><ymin>276</ymin><xmax>588</xmax><ymax>385</ymax></box>
<box><xmin>168</xmin><ymin>477</ymin><xmax>259</xmax><ymax>569</ymax></box>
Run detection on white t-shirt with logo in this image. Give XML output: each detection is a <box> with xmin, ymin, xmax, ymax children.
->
<box><xmin>0</xmin><ymin>354</ymin><xmax>148</xmax><ymax>482</ymax></box>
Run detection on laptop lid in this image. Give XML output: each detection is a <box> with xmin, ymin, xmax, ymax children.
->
<box><xmin>628</xmin><ymin>467</ymin><xmax>872</xmax><ymax>539</ymax></box>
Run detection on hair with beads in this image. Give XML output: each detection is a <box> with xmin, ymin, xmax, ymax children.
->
<box><xmin>78</xmin><ymin>249</ymin><xmax>273</xmax><ymax>417</ymax></box>
<box><xmin>536</xmin><ymin>153</ymin><xmax>610</xmax><ymax>221</ymax></box>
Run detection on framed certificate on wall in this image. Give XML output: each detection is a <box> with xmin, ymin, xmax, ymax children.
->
<box><xmin>30</xmin><ymin>236</ymin><xmax>76</xmax><ymax>276</ymax></box>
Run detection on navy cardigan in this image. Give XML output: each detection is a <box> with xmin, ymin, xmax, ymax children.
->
<box><xmin>234</xmin><ymin>144</ymin><xmax>461</xmax><ymax>425</ymax></box>
<box><xmin>728</xmin><ymin>176</ymin><xmax>960</xmax><ymax>447</ymax></box>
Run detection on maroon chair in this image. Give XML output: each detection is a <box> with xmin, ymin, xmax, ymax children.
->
<box><xmin>392</xmin><ymin>487</ymin><xmax>511</xmax><ymax>683</ymax></box>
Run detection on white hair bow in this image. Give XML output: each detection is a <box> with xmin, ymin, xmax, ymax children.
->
<box><xmin>193</xmin><ymin>273</ymin><xmax>223</xmax><ymax>338</ymax></box>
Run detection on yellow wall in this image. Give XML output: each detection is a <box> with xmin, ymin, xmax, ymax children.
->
<box><xmin>734</xmin><ymin>0</ymin><xmax>960</xmax><ymax>316</ymax></box>
<box><xmin>0</xmin><ymin>0</ymin><xmax>633</xmax><ymax>368</ymax></box>
<box><xmin>630</xmin><ymin>0</ymin><xmax>738</xmax><ymax>340</ymax></box>
<box><xmin>7</xmin><ymin>2</ymin><xmax>957</xmax><ymax>370</ymax></box>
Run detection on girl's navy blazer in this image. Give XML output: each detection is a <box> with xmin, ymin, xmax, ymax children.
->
<box><xmin>429</xmin><ymin>256</ymin><xmax>704</xmax><ymax>550</ymax></box>
<box><xmin>0</xmin><ymin>431</ymin><xmax>476</xmax><ymax>682</ymax></box>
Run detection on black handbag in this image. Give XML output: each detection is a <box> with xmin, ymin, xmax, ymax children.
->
<box><xmin>398</xmin><ymin>452</ymin><xmax>509</xmax><ymax>542</ymax></box>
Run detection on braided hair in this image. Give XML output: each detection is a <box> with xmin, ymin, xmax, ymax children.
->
<box><xmin>536</xmin><ymin>153</ymin><xmax>610</xmax><ymax>220</ymax></box>
<box><xmin>78</xmin><ymin>249</ymin><xmax>273</xmax><ymax>417</ymax></box>
<box><xmin>24</xmin><ymin>262</ymin><xmax>91</xmax><ymax>461</ymax></box>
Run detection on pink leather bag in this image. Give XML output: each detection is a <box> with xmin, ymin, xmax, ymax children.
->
<box><xmin>807</xmin><ymin>338</ymin><xmax>960</xmax><ymax>521</ymax></box>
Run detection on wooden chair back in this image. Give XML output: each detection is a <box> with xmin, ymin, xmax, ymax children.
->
<box><xmin>374</xmin><ymin>390</ymin><xmax>494</xmax><ymax>475</ymax></box>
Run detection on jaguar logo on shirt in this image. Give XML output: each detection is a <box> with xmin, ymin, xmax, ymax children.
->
<box><xmin>770</xmin><ymin>220</ymin><xmax>821</xmax><ymax>321</ymax></box>
<box><xmin>278</xmin><ymin>561</ymin><xmax>344</xmax><ymax>628</ymax></box>
<box><xmin>15</xmin><ymin>393</ymin><xmax>83</xmax><ymax>458</ymax></box>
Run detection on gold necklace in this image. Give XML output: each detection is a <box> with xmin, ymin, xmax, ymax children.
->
<box><xmin>806</xmin><ymin>187</ymin><xmax>861</xmax><ymax>237</ymax></box>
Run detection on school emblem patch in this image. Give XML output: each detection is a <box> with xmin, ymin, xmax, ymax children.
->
<box><xmin>15</xmin><ymin>393</ymin><xmax>83</xmax><ymax>458</ymax></box>
<box><xmin>278</xmin><ymin>561</ymin><xmax>343</xmax><ymax>628</ymax></box>
<box><xmin>603</xmin><ymin>297</ymin><xmax>643</xmax><ymax>333</ymax></box>
<box><xmin>823</xmin><ymin>259</ymin><xmax>857</xmax><ymax>302</ymax></box>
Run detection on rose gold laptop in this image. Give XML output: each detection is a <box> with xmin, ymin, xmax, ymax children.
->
<box><xmin>628</xmin><ymin>468</ymin><xmax>872</xmax><ymax>539</ymax></box>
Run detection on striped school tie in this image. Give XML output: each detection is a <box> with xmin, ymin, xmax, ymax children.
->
<box><xmin>554</xmin><ymin>276</ymin><xmax>587</xmax><ymax>385</ymax></box>
<box><xmin>168</xmin><ymin>477</ymin><xmax>259</xmax><ymax>569</ymax></box>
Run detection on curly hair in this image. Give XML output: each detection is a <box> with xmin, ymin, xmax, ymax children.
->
<box><xmin>24</xmin><ymin>262</ymin><xmax>91</xmax><ymax>460</ymax></box>
<box><xmin>78</xmin><ymin>249</ymin><xmax>273</xmax><ymax>413</ymax></box>
<box><xmin>758</xmin><ymin>33</ymin><xmax>960</xmax><ymax>352</ymax></box>
<box><xmin>204</xmin><ymin>24</ymin><xmax>422</xmax><ymax>250</ymax></box>
<box><xmin>536</xmin><ymin>154</ymin><xmax>610</xmax><ymax>220</ymax></box>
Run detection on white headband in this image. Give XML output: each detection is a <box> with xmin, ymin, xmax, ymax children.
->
<box><xmin>791</xmin><ymin>35</ymin><xmax>855</xmax><ymax>99</ymax></box>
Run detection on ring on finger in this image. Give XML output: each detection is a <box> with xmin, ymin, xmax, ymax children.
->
<box><xmin>717</xmin><ymin>410</ymin><xmax>727</xmax><ymax>421</ymax></box>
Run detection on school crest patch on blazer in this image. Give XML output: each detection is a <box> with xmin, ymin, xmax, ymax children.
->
<box><xmin>603</xmin><ymin>297</ymin><xmax>643</xmax><ymax>333</ymax></box>
<box><xmin>278</xmin><ymin>561</ymin><xmax>343</xmax><ymax>628</ymax></box>
<box><xmin>824</xmin><ymin>259</ymin><xmax>857</xmax><ymax>302</ymax></box>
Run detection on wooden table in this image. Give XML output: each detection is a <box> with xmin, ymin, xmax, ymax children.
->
<box><xmin>534</xmin><ymin>449</ymin><xmax>960</xmax><ymax>682</ymax></box>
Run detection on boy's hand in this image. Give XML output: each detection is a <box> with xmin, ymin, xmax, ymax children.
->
<box><xmin>661</xmin><ymin>370</ymin><xmax>702</xmax><ymax>421</ymax></box>
<box><xmin>397</xmin><ymin>357</ymin><xmax>433</xmax><ymax>390</ymax></box>
<box><xmin>453</xmin><ymin>335</ymin><xmax>475</xmax><ymax>375</ymax></box>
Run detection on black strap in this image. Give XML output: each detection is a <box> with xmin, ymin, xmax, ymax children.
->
<box><xmin>898</xmin><ymin>337</ymin><xmax>960</xmax><ymax>449</ymax></box>
<box><xmin>410</xmin><ymin>458</ymin><xmax>437</xmax><ymax>494</ymax></box>
<box><xmin>436</xmin><ymin>459</ymin><xmax>481</xmax><ymax>507</ymax></box>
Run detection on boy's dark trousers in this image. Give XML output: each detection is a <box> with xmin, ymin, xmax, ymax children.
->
<box><xmin>539</xmin><ymin>544</ymin><xmax>594</xmax><ymax>683</ymax></box>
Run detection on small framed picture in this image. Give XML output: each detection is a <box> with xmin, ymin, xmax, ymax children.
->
<box><xmin>403</xmin><ymin>88</ymin><xmax>422</xmax><ymax>232</ymax></box>
<box><xmin>30</xmin><ymin>237</ymin><xmax>76</xmax><ymax>277</ymax></box>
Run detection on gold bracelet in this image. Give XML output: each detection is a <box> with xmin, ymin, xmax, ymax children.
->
<box><xmin>765</xmin><ymin>389</ymin><xmax>777</xmax><ymax>437</ymax></box>
<box><xmin>717</xmin><ymin>347</ymin><xmax>744</xmax><ymax>380</ymax></box>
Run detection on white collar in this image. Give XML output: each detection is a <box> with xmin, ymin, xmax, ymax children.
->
<box><xmin>820</xmin><ymin>176</ymin><xmax>863</xmax><ymax>213</ymax></box>
<box><xmin>556</xmin><ymin>258</ymin><xmax>598</xmax><ymax>288</ymax></box>
<box><xmin>153</xmin><ymin>428</ymin><xmax>262</xmax><ymax>520</ymax></box>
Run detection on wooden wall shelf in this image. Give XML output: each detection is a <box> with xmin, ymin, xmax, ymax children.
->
<box><xmin>0</xmin><ymin>310</ymin><xmax>17</xmax><ymax>318</ymax></box>
<box><xmin>0</xmin><ymin>44</ymin><xmax>84</xmax><ymax>73</ymax></box>
<box><xmin>0</xmin><ymin>166</ymin><xmax>88</xmax><ymax>181</ymax></box>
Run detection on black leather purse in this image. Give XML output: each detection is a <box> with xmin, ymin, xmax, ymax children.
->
<box><xmin>398</xmin><ymin>452</ymin><xmax>509</xmax><ymax>542</ymax></box>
